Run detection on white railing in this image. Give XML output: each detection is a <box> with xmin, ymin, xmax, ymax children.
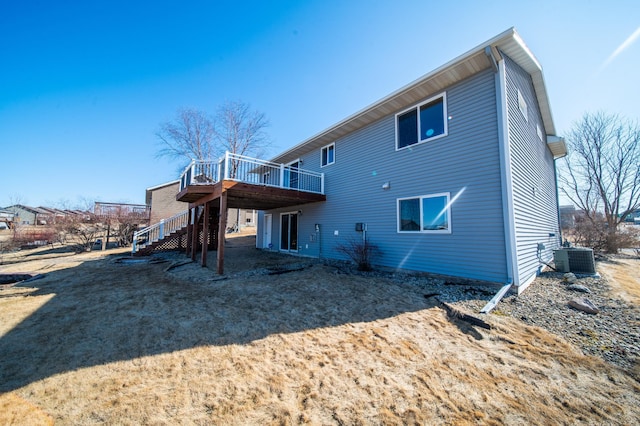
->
<box><xmin>132</xmin><ymin>210</ymin><xmax>189</xmax><ymax>254</ymax></box>
<box><xmin>179</xmin><ymin>152</ymin><xmax>324</xmax><ymax>194</ymax></box>
<box><xmin>180</xmin><ymin>160</ymin><xmax>220</xmax><ymax>190</ymax></box>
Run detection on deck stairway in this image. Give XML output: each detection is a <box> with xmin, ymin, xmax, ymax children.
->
<box><xmin>132</xmin><ymin>210</ymin><xmax>190</xmax><ymax>256</ymax></box>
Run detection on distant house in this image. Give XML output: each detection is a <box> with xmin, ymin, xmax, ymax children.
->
<box><xmin>623</xmin><ymin>209</ymin><xmax>640</xmax><ymax>224</ymax></box>
<box><xmin>0</xmin><ymin>208</ymin><xmax>14</xmax><ymax>229</ymax></box>
<box><xmin>145</xmin><ymin>180</ymin><xmax>187</xmax><ymax>224</ymax></box>
<box><xmin>227</xmin><ymin>208</ymin><xmax>257</xmax><ymax>232</ymax></box>
<box><xmin>142</xmin><ymin>28</ymin><xmax>567</xmax><ymax>295</ymax></box>
<box><xmin>4</xmin><ymin>205</ymin><xmax>42</xmax><ymax>225</ymax></box>
<box><xmin>36</xmin><ymin>206</ymin><xmax>68</xmax><ymax>224</ymax></box>
<box><xmin>94</xmin><ymin>201</ymin><xmax>150</xmax><ymax>223</ymax></box>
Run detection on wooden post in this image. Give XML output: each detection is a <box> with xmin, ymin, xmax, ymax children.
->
<box><xmin>211</xmin><ymin>211</ymin><xmax>219</xmax><ymax>250</ymax></box>
<box><xmin>190</xmin><ymin>207</ymin><xmax>199</xmax><ymax>261</ymax></box>
<box><xmin>186</xmin><ymin>208</ymin><xmax>193</xmax><ymax>255</ymax></box>
<box><xmin>201</xmin><ymin>202</ymin><xmax>210</xmax><ymax>267</ymax></box>
<box><xmin>208</xmin><ymin>209</ymin><xmax>217</xmax><ymax>250</ymax></box>
<box><xmin>217</xmin><ymin>191</ymin><xmax>228</xmax><ymax>274</ymax></box>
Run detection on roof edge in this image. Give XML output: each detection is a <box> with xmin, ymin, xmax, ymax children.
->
<box><xmin>271</xmin><ymin>27</ymin><xmax>559</xmax><ymax>162</ymax></box>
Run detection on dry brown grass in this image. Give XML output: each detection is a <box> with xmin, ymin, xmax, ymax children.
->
<box><xmin>0</xmin><ymin>393</ymin><xmax>53</xmax><ymax>425</ymax></box>
<box><xmin>1</xmin><ymin>237</ymin><xmax>639</xmax><ymax>425</ymax></box>
<box><xmin>598</xmin><ymin>255</ymin><xmax>640</xmax><ymax>305</ymax></box>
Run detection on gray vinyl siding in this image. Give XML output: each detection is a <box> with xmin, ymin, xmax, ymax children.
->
<box><xmin>504</xmin><ymin>54</ymin><xmax>561</xmax><ymax>285</ymax></box>
<box><xmin>264</xmin><ymin>69</ymin><xmax>509</xmax><ymax>283</ymax></box>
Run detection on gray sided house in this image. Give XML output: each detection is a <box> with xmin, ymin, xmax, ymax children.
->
<box><xmin>4</xmin><ymin>205</ymin><xmax>41</xmax><ymax>225</ymax></box>
<box><xmin>256</xmin><ymin>28</ymin><xmax>566</xmax><ymax>293</ymax></box>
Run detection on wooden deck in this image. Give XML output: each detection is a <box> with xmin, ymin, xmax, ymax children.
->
<box><xmin>176</xmin><ymin>180</ymin><xmax>326</xmax><ymax>210</ymax></box>
<box><xmin>176</xmin><ymin>180</ymin><xmax>325</xmax><ymax>275</ymax></box>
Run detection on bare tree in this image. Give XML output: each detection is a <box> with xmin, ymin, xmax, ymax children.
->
<box><xmin>7</xmin><ymin>193</ymin><xmax>26</xmax><ymax>207</ymax></box>
<box><xmin>559</xmin><ymin>112</ymin><xmax>640</xmax><ymax>253</ymax></box>
<box><xmin>156</xmin><ymin>108</ymin><xmax>217</xmax><ymax>164</ymax></box>
<box><xmin>64</xmin><ymin>219</ymin><xmax>103</xmax><ymax>252</ymax></box>
<box><xmin>214</xmin><ymin>100</ymin><xmax>270</xmax><ymax>158</ymax></box>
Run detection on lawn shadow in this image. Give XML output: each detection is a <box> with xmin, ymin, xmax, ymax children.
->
<box><xmin>0</xmin><ymin>248</ymin><xmax>490</xmax><ymax>392</ymax></box>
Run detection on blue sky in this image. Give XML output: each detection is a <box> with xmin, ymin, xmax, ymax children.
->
<box><xmin>1</xmin><ymin>0</ymin><xmax>638</xmax><ymax>208</ymax></box>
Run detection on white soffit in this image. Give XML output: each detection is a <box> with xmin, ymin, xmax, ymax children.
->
<box><xmin>272</xmin><ymin>27</ymin><xmax>558</xmax><ymax>164</ymax></box>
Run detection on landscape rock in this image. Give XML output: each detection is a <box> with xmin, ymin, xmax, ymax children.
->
<box><xmin>567</xmin><ymin>284</ymin><xmax>591</xmax><ymax>293</ymax></box>
<box><xmin>563</xmin><ymin>273</ymin><xmax>578</xmax><ymax>284</ymax></box>
<box><xmin>568</xmin><ymin>298</ymin><xmax>600</xmax><ymax>315</ymax></box>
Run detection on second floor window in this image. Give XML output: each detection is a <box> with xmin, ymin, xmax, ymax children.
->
<box><xmin>321</xmin><ymin>143</ymin><xmax>335</xmax><ymax>167</ymax></box>
<box><xmin>396</xmin><ymin>93</ymin><xmax>447</xmax><ymax>150</ymax></box>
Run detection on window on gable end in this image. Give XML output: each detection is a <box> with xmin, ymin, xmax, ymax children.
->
<box><xmin>321</xmin><ymin>143</ymin><xmax>335</xmax><ymax>167</ymax></box>
<box><xmin>517</xmin><ymin>89</ymin><xmax>528</xmax><ymax>122</ymax></box>
<box><xmin>396</xmin><ymin>93</ymin><xmax>447</xmax><ymax>150</ymax></box>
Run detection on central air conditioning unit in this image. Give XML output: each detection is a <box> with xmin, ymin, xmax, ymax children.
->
<box><xmin>553</xmin><ymin>248</ymin><xmax>596</xmax><ymax>274</ymax></box>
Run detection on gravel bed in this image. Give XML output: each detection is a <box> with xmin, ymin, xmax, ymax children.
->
<box><xmin>407</xmin><ymin>270</ymin><xmax>638</xmax><ymax>374</ymax></box>
<box><xmin>471</xmin><ymin>272</ymin><xmax>640</xmax><ymax>373</ymax></box>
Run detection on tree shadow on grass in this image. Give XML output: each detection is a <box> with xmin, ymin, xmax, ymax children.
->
<box><xmin>0</xmin><ymin>250</ymin><xmax>488</xmax><ymax>392</ymax></box>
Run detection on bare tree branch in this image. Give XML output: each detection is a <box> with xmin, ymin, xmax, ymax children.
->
<box><xmin>155</xmin><ymin>103</ymin><xmax>270</xmax><ymax>173</ymax></box>
<box><xmin>559</xmin><ymin>111</ymin><xmax>640</xmax><ymax>252</ymax></box>
<box><xmin>156</xmin><ymin>108</ymin><xmax>217</xmax><ymax>164</ymax></box>
<box><xmin>213</xmin><ymin>100</ymin><xmax>270</xmax><ymax>158</ymax></box>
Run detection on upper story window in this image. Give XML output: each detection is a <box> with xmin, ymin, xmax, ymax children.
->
<box><xmin>321</xmin><ymin>143</ymin><xmax>335</xmax><ymax>167</ymax></box>
<box><xmin>397</xmin><ymin>192</ymin><xmax>451</xmax><ymax>233</ymax></box>
<box><xmin>396</xmin><ymin>93</ymin><xmax>447</xmax><ymax>150</ymax></box>
<box><xmin>517</xmin><ymin>89</ymin><xmax>528</xmax><ymax>122</ymax></box>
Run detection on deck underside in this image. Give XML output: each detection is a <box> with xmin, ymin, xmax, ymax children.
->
<box><xmin>176</xmin><ymin>180</ymin><xmax>326</xmax><ymax>209</ymax></box>
<box><xmin>176</xmin><ymin>180</ymin><xmax>326</xmax><ymax>274</ymax></box>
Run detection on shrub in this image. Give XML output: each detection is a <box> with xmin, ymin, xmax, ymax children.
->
<box><xmin>563</xmin><ymin>216</ymin><xmax>640</xmax><ymax>253</ymax></box>
<box><xmin>335</xmin><ymin>238</ymin><xmax>381</xmax><ymax>271</ymax></box>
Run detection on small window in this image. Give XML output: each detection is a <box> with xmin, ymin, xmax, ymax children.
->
<box><xmin>537</xmin><ymin>124</ymin><xmax>543</xmax><ymax>141</ymax></box>
<box><xmin>397</xmin><ymin>193</ymin><xmax>451</xmax><ymax>233</ymax></box>
<box><xmin>517</xmin><ymin>89</ymin><xmax>528</xmax><ymax>121</ymax></box>
<box><xmin>396</xmin><ymin>93</ymin><xmax>447</xmax><ymax>150</ymax></box>
<box><xmin>321</xmin><ymin>143</ymin><xmax>335</xmax><ymax>167</ymax></box>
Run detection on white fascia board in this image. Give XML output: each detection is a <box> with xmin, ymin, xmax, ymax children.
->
<box><xmin>271</xmin><ymin>27</ymin><xmax>560</xmax><ymax>165</ymax></box>
<box><xmin>271</xmin><ymin>28</ymin><xmax>520</xmax><ymax>164</ymax></box>
<box><xmin>145</xmin><ymin>180</ymin><xmax>181</xmax><ymax>192</ymax></box>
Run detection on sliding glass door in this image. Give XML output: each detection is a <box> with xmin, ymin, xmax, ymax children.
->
<box><xmin>280</xmin><ymin>212</ymin><xmax>298</xmax><ymax>252</ymax></box>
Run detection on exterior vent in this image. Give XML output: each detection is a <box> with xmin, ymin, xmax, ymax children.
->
<box><xmin>553</xmin><ymin>248</ymin><xmax>596</xmax><ymax>274</ymax></box>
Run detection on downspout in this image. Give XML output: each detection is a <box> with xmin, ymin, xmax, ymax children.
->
<box><xmin>553</xmin><ymin>162</ymin><xmax>563</xmax><ymax>247</ymax></box>
<box><xmin>481</xmin><ymin>47</ymin><xmax>517</xmax><ymax>313</ymax></box>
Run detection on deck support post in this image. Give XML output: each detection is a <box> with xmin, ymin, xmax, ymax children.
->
<box><xmin>185</xmin><ymin>208</ymin><xmax>193</xmax><ymax>255</ymax></box>
<box><xmin>217</xmin><ymin>190</ymin><xmax>228</xmax><ymax>274</ymax></box>
<box><xmin>201</xmin><ymin>202</ymin><xmax>210</xmax><ymax>267</ymax></box>
<box><xmin>190</xmin><ymin>207</ymin><xmax>199</xmax><ymax>261</ymax></box>
<box><xmin>211</xmin><ymin>211</ymin><xmax>219</xmax><ymax>250</ymax></box>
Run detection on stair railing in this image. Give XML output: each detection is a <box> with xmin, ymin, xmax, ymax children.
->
<box><xmin>132</xmin><ymin>209</ymin><xmax>189</xmax><ymax>254</ymax></box>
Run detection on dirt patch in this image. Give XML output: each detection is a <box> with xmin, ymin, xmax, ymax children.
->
<box><xmin>1</xmin><ymin>237</ymin><xmax>639</xmax><ymax>424</ymax></box>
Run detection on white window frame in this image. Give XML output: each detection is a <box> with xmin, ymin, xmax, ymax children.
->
<box><xmin>397</xmin><ymin>192</ymin><xmax>452</xmax><ymax>234</ymax></box>
<box><xmin>517</xmin><ymin>89</ymin><xmax>528</xmax><ymax>122</ymax></box>
<box><xmin>320</xmin><ymin>143</ymin><xmax>335</xmax><ymax>167</ymax></box>
<box><xmin>395</xmin><ymin>92</ymin><xmax>448</xmax><ymax>151</ymax></box>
